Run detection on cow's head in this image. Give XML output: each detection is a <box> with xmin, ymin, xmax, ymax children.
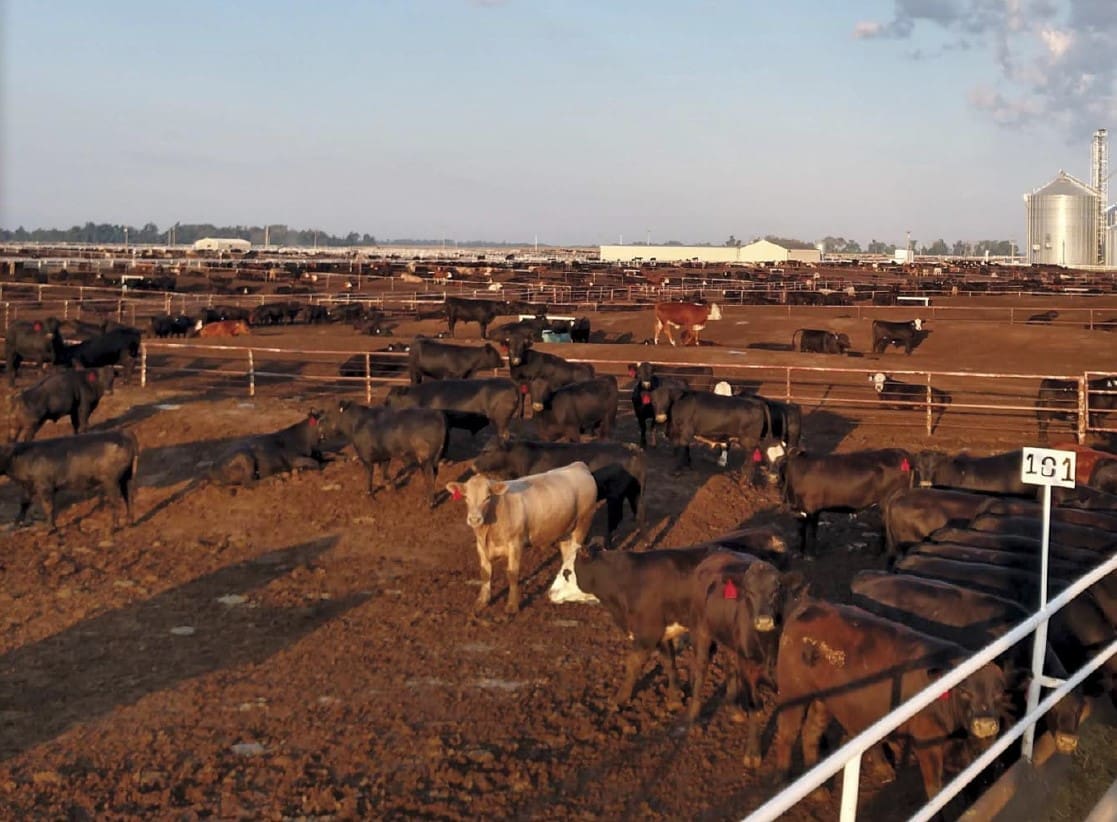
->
<box><xmin>869</xmin><ymin>372</ymin><xmax>888</xmax><ymax>393</ymax></box>
<box><xmin>635</xmin><ymin>361</ymin><xmax>655</xmax><ymax>389</ymax></box>
<box><xmin>481</xmin><ymin>343</ymin><xmax>505</xmax><ymax>369</ymax></box>
<box><xmin>446</xmin><ymin>474</ymin><xmax>507</xmax><ymax>528</ymax></box>
<box><xmin>648</xmin><ymin>384</ymin><xmax>680</xmax><ymax>424</ymax></box>
<box><xmin>836</xmin><ymin>333</ymin><xmax>852</xmax><ymax>353</ymax></box>
<box><xmin>472</xmin><ymin>439</ymin><xmax>516</xmax><ymax>479</ymax></box>
<box><xmin>912</xmin><ymin>318</ymin><xmax>924</xmax><ymax>331</ymax></box>
<box><xmin>942</xmin><ymin>661</ymin><xmax>1006</xmax><ymax>741</ymax></box>
<box><xmin>507</xmin><ymin>335</ymin><xmax>532</xmax><ymax>366</ymax></box>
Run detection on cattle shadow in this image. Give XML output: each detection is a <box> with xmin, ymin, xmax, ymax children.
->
<box><xmin>801</xmin><ymin>409</ymin><xmax>858</xmax><ymax>454</ymax></box>
<box><xmin>0</xmin><ymin>535</ymin><xmax>367</xmax><ymax>761</ymax></box>
<box><xmin>88</xmin><ymin>393</ymin><xmax>199</xmax><ymax>433</ymax></box>
<box><xmin>747</xmin><ymin>341</ymin><xmax>795</xmax><ymax>352</ymax></box>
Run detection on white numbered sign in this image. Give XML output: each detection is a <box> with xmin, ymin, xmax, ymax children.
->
<box><xmin>1020</xmin><ymin>447</ymin><xmax>1077</xmax><ymax>489</ymax></box>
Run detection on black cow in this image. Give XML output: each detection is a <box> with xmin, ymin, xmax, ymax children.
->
<box><xmin>528</xmin><ymin>376</ymin><xmax>619</xmax><ymax>442</ymax></box>
<box><xmin>1092</xmin><ymin>458</ymin><xmax>1117</xmax><ymax>495</ymax></box>
<box><xmin>628</xmin><ymin>362</ymin><xmax>714</xmax><ymax>449</ymax></box>
<box><xmin>198</xmin><ymin>305</ymin><xmax>252</xmax><ymax>324</ymax></box>
<box><xmin>507</xmin><ymin>336</ymin><xmax>594</xmax><ymax>391</ymax></box>
<box><xmin>869</xmin><ymin>372</ymin><xmax>951</xmax><ymax>431</ymax></box>
<box><xmin>871</xmin><ymin>318</ymin><xmax>924</xmax><ymax>355</ymax></box>
<box><xmin>570</xmin><ymin>545</ymin><xmax>717</xmax><ymax>706</ymax></box>
<box><xmin>783</xmin><ymin>448</ymin><xmax>916</xmax><ymax>557</ymax></box>
<box><xmin>299</xmin><ymin>305</ymin><xmax>330</xmax><ymax>324</ymax></box>
<box><xmin>60</xmin><ymin>327</ymin><xmax>143</xmax><ymax>385</ymax></box>
<box><xmin>250</xmin><ymin>301</ymin><xmax>299</xmax><ymax>326</ymax></box>
<box><xmin>851</xmin><ymin>571</ymin><xmax>1086</xmax><ymax>756</ymax></box>
<box><xmin>880</xmin><ymin>487</ymin><xmax>996</xmax><ymax>557</ymax></box>
<box><xmin>444</xmin><ymin>297</ymin><xmax>542</xmax><ymax>338</ymax></box>
<box><xmin>570</xmin><ymin>317</ymin><xmax>591</xmax><ymax>343</ymax></box>
<box><xmin>321</xmin><ymin>400</ymin><xmax>445</xmax><ymax>506</ymax></box>
<box><xmin>0</xmin><ymin>429</ymin><xmax>139</xmax><ymax>529</ymax></box>
<box><xmin>1035</xmin><ymin>375</ymin><xmax>1117</xmax><ymax>441</ymax></box>
<box><xmin>488</xmin><ymin>316</ymin><xmax>548</xmax><ymax>347</ymax></box>
<box><xmin>912</xmin><ymin>449</ymin><xmax>1031</xmax><ymax>496</ymax></box>
<box><xmin>648</xmin><ymin>386</ymin><xmax>771</xmax><ymax>473</ymax></box>
<box><xmin>969</xmin><ymin>514</ymin><xmax>1116</xmax><ymax>553</ymax></box>
<box><xmin>408</xmin><ymin>338</ymin><xmax>504</xmax><ymax>384</ymax></box>
<box><xmin>149</xmin><ymin>314</ymin><xmax>193</xmax><ymax>338</ymax></box>
<box><xmin>5</xmin><ymin>317</ymin><xmax>64</xmax><ymax>386</ymax></box>
<box><xmin>8</xmin><ymin>367</ymin><xmax>115</xmax><ymax>442</ymax></box>
<box><xmin>472</xmin><ymin>438</ymin><xmax>646</xmax><ymax>548</ymax></box>
<box><xmin>386</xmin><ymin>377</ymin><xmax>520</xmax><ymax>443</ymax></box>
<box><xmin>210</xmin><ymin>412</ymin><xmax>326</xmax><ymax>486</ymax></box>
<box><xmin>792</xmin><ymin>328</ymin><xmax>852</xmax><ymax>354</ymax></box>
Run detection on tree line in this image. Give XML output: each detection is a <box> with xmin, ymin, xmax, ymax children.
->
<box><xmin>0</xmin><ymin>223</ymin><xmax>378</xmax><ymax>247</ymax></box>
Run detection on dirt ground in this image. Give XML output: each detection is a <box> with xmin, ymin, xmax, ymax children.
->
<box><xmin>1</xmin><ymin>298</ymin><xmax>1115</xmax><ymax>820</ymax></box>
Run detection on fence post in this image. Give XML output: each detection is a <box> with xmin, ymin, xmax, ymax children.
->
<box><xmin>117</xmin><ymin>300</ymin><xmax>123</xmax><ymax>321</ymax></box>
<box><xmin>1088</xmin><ymin>309</ymin><xmax>1094</xmax><ymax>331</ymax></box>
<box><xmin>365</xmin><ymin>352</ymin><xmax>372</xmax><ymax>403</ymax></box>
<box><xmin>140</xmin><ymin>343</ymin><xmax>147</xmax><ymax>387</ymax></box>
<box><xmin>1077</xmin><ymin>376</ymin><xmax>1088</xmax><ymax>443</ymax></box>
<box><xmin>165</xmin><ymin>293</ymin><xmax>172</xmax><ymax>314</ymax></box>
<box><xmin>248</xmin><ymin>349</ymin><xmax>256</xmax><ymax>397</ymax></box>
<box><xmin>63</xmin><ymin>300</ymin><xmax>69</xmax><ymax>319</ymax></box>
<box><xmin>926</xmin><ymin>374</ymin><xmax>933</xmax><ymax>435</ymax></box>
<box><xmin>785</xmin><ymin>367</ymin><xmax>792</xmax><ymax>402</ymax></box>
<box><xmin>839</xmin><ymin>755</ymin><xmax>862</xmax><ymax>822</ymax></box>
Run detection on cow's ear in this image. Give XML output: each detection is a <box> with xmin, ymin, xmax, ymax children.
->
<box><xmin>490</xmin><ymin>481</ymin><xmax>509</xmax><ymax>495</ymax></box>
<box><xmin>446</xmin><ymin>482</ymin><xmax>464</xmax><ymax>501</ymax></box>
<box><xmin>781</xmin><ymin>571</ymin><xmax>809</xmax><ymax>602</ymax></box>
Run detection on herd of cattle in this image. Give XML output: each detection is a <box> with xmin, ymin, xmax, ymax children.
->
<box><xmin>2</xmin><ymin>297</ymin><xmax>1117</xmax><ymax>809</ymax></box>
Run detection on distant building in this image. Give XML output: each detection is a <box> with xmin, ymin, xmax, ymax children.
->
<box><xmin>1024</xmin><ymin>171</ymin><xmax>1100</xmax><ymax>267</ymax></box>
<box><xmin>193</xmin><ymin>237</ymin><xmax>252</xmax><ymax>252</ymax></box>
<box><xmin>598</xmin><ymin>239</ymin><xmax>820</xmax><ymax>265</ymax></box>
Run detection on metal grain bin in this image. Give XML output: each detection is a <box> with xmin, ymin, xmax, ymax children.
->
<box><xmin>1025</xmin><ymin>172</ymin><xmax>1099</xmax><ymax>266</ymax></box>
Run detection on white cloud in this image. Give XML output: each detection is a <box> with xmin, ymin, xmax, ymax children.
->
<box><xmin>853</xmin><ymin>20</ymin><xmax>885</xmax><ymax>38</ymax></box>
<box><xmin>1039</xmin><ymin>26</ymin><xmax>1074</xmax><ymax>58</ymax></box>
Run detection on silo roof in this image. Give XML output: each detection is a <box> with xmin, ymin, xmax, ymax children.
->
<box><xmin>1029</xmin><ymin>171</ymin><xmax>1098</xmax><ymax>198</ymax></box>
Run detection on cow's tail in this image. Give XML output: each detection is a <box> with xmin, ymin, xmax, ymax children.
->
<box><xmin>630</xmin><ymin>446</ymin><xmax>648</xmax><ymax>537</ymax></box>
<box><xmin>791</xmin><ymin>328</ymin><xmax>803</xmax><ymax>352</ymax></box>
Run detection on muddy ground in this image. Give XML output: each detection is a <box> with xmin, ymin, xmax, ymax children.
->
<box><xmin>1</xmin><ymin>298</ymin><xmax>1115</xmax><ymax>820</ymax></box>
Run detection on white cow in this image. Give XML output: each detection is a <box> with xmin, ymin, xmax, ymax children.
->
<box><xmin>447</xmin><ymin>461</ymin><xmax>598</xmax><ymax>614</ymax></box>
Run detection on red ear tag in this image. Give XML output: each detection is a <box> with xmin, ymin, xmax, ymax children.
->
<box><xmin>627</xmin><ymin>367</ymin><xmax>636</xmax><ymax>377</ymax></box>
<box><xmin>901</xmin><ymin>458</ymin><xmax>911</xmax><ymax>472</ymax></box>
<box><xmin>87</xmin><ymin>372</ymin><xmax>97</xmax><ymax>383</ymax></box>
<box><xmin>752</xmin><ymin>448</ymin><xmax>763</xmax><ymax>463</ymax></box>
<box><xmin>520</xmin><ymin>384</ymin><xmax>529</xmax><ymax>394</ymax></box>
<box><xmin>451</xmin><ymin>488</ymin><xmax>463</xmax><ymax>501</ymax></box>
<box><xmin>723</xmin><ymin>579</ymin><xmax>739</xmax><ymax>600</ymax></box>
<box><xmin>641</xmin><ymin>393</ymin><xmax>652</xmax><ymax>405</ymax></box>
<box><xmin>938</xmin><ymin>690</ymin><xmax>951</xmax><ymax>701</ymax></box>
<box><xmin>33</xmin><ymin>322</ymin><xmax>42</xmax><ymax>331</ymax></box>
<box><xmin>308</xmin><ymin>416</ymin><xmax>319</xmax><ymax>427</ymax></box>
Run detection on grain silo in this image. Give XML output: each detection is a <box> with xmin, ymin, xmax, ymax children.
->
<box><xmin>1024</xmin><ymin>171</ymin><xmax>1099</xmax><ymax>266</ymax></box>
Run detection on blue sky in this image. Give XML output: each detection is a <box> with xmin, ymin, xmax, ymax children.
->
<box><xmin>2</xmin><ymin>1</ymin><xmax>1114</xmax><ymax>246</ymax></box>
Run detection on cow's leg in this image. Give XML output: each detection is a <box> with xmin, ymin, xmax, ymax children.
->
<box><xmin>637</xmin><ymin>412</ymin><xmax>649</xmax><ymax>449</ymax></box>
<box><xmin>423</xmin><ymin>457</ymin><xmax>438</xmax><ymax>508</ymax></box>
<box><xmin>365</xmin><ymin>461</ymin><xmax>378</xmax><ymax>496</ymax></box>
<box><xmin>14</xmin><ymin>487</ymin><xmax>33</xmax><ymax>525</ymax></box>
<box><xmin>40</xmin><ymin>486</ymin><xmax>58</xmax><ymax>531</ymax></box>
<box><xmin>664</xmin><ymin>322</ymin><xmax>677</xmax><ymax>347</ymax></box>
<box><xmin>654</xmin><ymin>317</ymin><xmax>663</xmax><ymax>345</ymax></box>
<box><xmin>686</xmin><ymin>631</ymin><xmax>713</xmax><ymax>723</ymax></box>
<box><xmin>505</xmin><ymin>544</ymin><xmax>523</xmax><ymax>614</ymax></box>
<box><xmin>473</xmin><ymin>542</ymin><xmax>493</xmax><ymax>613</ymax></box>
<box><xmin>603</xmin><ymin>497</ymin><xmax>623</xmax><ymax>550</ymax></box>
<box><xmin>741</xmin><ymin>662</ymin><xmax>766</xmax><ymax>768</ymax></box>
<box><xmin>914</xmin><ymin>745</ymin><xmax>946</xmax><ymax>799</ymax></box>
<box><xmin>103</xmin><ymin>478</ymin><xmax>125</xmax><ymax>530</ymax></box>
<box><xmin>801</xmin><ymin>699</ymin><xmax>830</xmax><ymax>769</ymax></box>
<box><xmin>658</xmin><ymin>639</ymin><xmax>683</xmax><ymax>705</ymax></box>
<box><xmin>615</xmin><ymin>645</ymin><xmax>654</xmax><ymax>706</ymax></box>
<box><xmin>772</xmin><ymin>700</ymin><xmax>809</xmax><ymax>776</ymax></box>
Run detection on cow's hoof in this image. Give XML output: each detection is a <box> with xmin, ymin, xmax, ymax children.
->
<box><xmin>742</xmin><ymin>753</ymin><xmax>762</xmax><ymax>770</ymax></box>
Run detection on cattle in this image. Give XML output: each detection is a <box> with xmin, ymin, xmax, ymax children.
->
<box><xmin>648</xmin><ymin>386</ymin><xmax>771</xmax><ymax>473</ymax></box>
<box><xmin>686</xmin><ymin>551</ymin><xmax>806</xmax><ymax>766</ymax></box>
<box><xmin>871</xmin><ymin>318</ymin><xmax>924</xmax><ymax>355</ymax></box>
<box><xmin>571</xmin><ymin>545</ymin><xmax>717</xmax><ymax>705</ymax></box>
<box><xmin>321</xmin><ymin>400</ymin><xmax>446</xmax><ymax>507</ymax></box>
<box><xmin>471</xmin><ymin>438</ymin><xmax>646</xmax><ymax>549</ymax></box>
<box><xmin>0</xmin><ymin>429</ymin><xmax>139</xmax><ymax>529</ymax></box>
<box><xmin>1043</xmin><ymin>442</ymin><xmax>1117</xmax><ymax>489</ymax></box>
<box><xmin>446</xmin><ymin>462</ymin><xmax>597</xmax><ymax>615</ymax></box>
<box><xmin>298</xmin><ymin>304</ymin><xmax>330</xmax><ymax>324</ymax></box>
<box><xmin>1034</xmin><ymin>375</ymin><xmax>1117</xmax><ymax>441</ymax></box>
<box><xmin>1026</xmin><ymin>310</ymin><xmax>1060</xmax><ymax>325</ymax></box>
<box><xmin>969</xmin><ymin>514</ymin><xmax>1116</xmax><ymax>553</ymax></box>
<box><xmin>250</xmin><ymin>301</ymin><xmax>300</xmax><ymax>326</ymax></box>
<box><xmin>926</xmin><ymin>527</ymin><xmax>1104</xmax><ymax>570</ymax></box>
<box><xmin>198</xmin><ymin>306</ymin><xmax>252</xmax><ymax>324</ymax></box>
<box><xmin>782</xmin><ymin>448</ymin><xmax>916</xmax><ymax>556</ymax></box>
<box><xmin>653</xmin><ymin>301</ymin><xmax>722</xmax><ymax>346</ymax></box>
<box><xmin>8</xmin><ymin>368</ymin><xmax>115</xmax><ymax>443</ymax></box>
<box><xmin>977</xmin><ymin>496</ymin><xmax>1117</xmax><ymax>531</ymax></box>
<box><xmin>1053</xmin><ymin>484</ymin><xmax>1117</xmax><ymax>511</ymax></box>
<box><xmin>488</xmin><ymin>317</ymin><xmax>548</xmax><ymax>347</ymax></box>
<box><xmin>4</xmin><ymin>318</ymin><xmax>64</xmax><ymax>386</ymax></box>
<box><xmin>1093</xmin><ymin>458</ymin><xmax>1117</xmax><ymax>494</ymax></box>
<box><xmin>149</xmin><ymin>314</ymin><xmax>193</xmax><ymax>338</ymax></box>
<box><xmin>869</xmin><ymin>373</ymin><xmax>951</xmax><ymax>431</ymax></box>
<box><xmin>628</xmin><ymin>362</ymin><xmax>715</xmax><ymax>449</ymax></box>
<box><xmin>880</xmin><ymin>487</ymin><xmax>997</xmax><ymax>557</ymax></box>
<box><xmin>912</xmin><ymin>448</ymin><xmax>1032</xmax><ymax>496</ymax></box>
<box><xmin>386</xmin><ymin>378</ymin><xmax>520</xmax><ymax>443</ymax></box>
<box><xmin>444</xmin><ymin>297</ymin><xmax>542</xmax><ymax>338</ymax></box>
<box><xmin>892</xmin><ymin>555</ymin><xmax>1069</xmax><ymax>605</ymax></box>
<box><xmin>338</xmin><ymin>345</ymin><xmax>410</xmax><ymax>380</ymax></box>
<box><xmin>506</xmin><ymin>337</ymin><xmax>594</xmax><ymax>389</ymax></box>
<box><xmin>771</xmin><ymin>597</ymin><xmax>1006</xmax><ymax>800</ymax></box>
<box><xmin>851</xmin><ymin>571</ymin><xmax>1085</xmax><ymax>755</ymax></box>
<box><xmin>209</xmin><ymin>412</ymin><xmax>325</xmax><ymax>486</ymax></box>
<box><xmin>192</xmin><ymin>319</ymin><xmax>251</xmax><ymax>338</ymax></box>
<box><xmin>528</xmin><ymin>376</ymin><xmax>619</xmax><ymax>442</ymax></box>
<box><xmin>408</xmin><ymin>338</ymin><xmax>504</xmax><ymax>384</ymax></box>
<box><xmin>792</xmin><ymin>328</ymin><xmax>852</xmax><ymax>355</ymax></box>
<box><xmin>60</xmin><ymin>327</ymin><xmax>143</xmax><ymax>384</ymax></box>
<box><xmin>570</xmin><ymin>316</ymin><xmax>591</xmax><ymax>343</ymax></box>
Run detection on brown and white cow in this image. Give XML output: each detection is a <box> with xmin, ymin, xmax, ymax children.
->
<box><xmin>653</xmin><ymin>302</ymin><xmax>722</xmax><ymax>346</ymax></box>
<box><xmin>193</xmin><ymin>319</ymin><xmax>251</xmax><ymax>338</ymax></box>
<box><xmin>447</xmin><ymin>461</ymin><xmax>597</xmax><ymax>615</ymax></box>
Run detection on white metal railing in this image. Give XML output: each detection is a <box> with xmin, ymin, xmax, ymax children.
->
<box><xmin>744</xmin><ymin>550</ymin><xmax>1117</xmax><ymax>822</ymax></box>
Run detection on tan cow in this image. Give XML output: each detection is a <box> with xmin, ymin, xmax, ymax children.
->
<box><xmin>447</xmin><ymin>461</ymin><xmax>597</xmax><ymax>614</ymax></box>
<box><xmin>653</xmin><ymin>301</ymin><xmax>722</xmax><ymax>346</ymax></box>
<box><xmin>193</xmin><ymin>319</ymin><xmax>251</xmax><ymax>337</ymax></box>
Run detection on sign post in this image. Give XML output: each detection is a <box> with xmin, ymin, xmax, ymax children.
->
<box><xmin>1019</xmin><ymin>446</ymin><xmax>1076</xmax><ymax>761</ymax></box>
